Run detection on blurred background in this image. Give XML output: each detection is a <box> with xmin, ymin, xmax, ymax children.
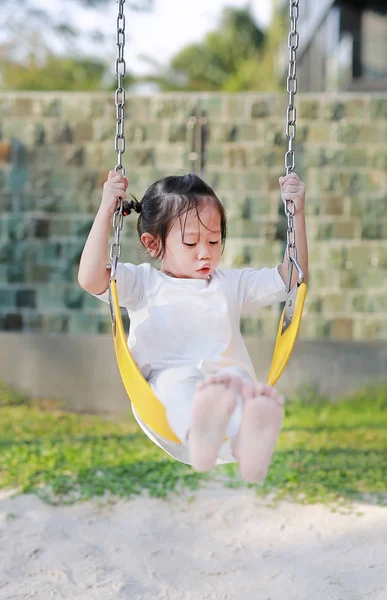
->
<box><xmin>1</xmin><ymin>0</ymin><xmax>387</xmax><ymax>412</ymax></box>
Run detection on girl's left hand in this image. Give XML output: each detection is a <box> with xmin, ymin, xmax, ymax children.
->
<box><xmin>279</xmin><ymin>172</ymin><xmax>306</xmax><ymax>215</ymax></box>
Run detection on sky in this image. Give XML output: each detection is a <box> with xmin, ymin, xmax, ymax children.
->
<box><xmin>31</xmin><ymin>0</ymin><xmax>273</xmax><ymax>75</ymax></box>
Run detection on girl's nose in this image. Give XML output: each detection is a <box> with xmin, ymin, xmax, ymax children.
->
<box><xmin>197</xmin><ymin>244</ymin><xmax>210</xmax><ymax>260</ymax></box>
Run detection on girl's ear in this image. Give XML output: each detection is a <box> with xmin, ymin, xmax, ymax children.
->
<box><xmin>141</xmin><ymin>232</ymin><xmax>160</xmax><ymax>258</ymax></box>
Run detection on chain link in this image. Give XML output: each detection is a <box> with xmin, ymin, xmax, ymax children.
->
<box><xmin>110</xmin><ymin>0</ymin><xmax>127</xmax><ymax>280</ymax></box>
<box><xmin>283</xmin><ymin>0</ymin><xmax>299</xmax><ymax>290</ymax></box>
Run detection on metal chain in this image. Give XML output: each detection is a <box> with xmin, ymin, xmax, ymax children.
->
<box><xmin>110</xmin><ymin>0</ymin><xmax>127</xmax><ymax>280</ymax></box>
<box><xmin>283</xmin><ymin>0</ymin><xmax>299</xmax><ymax>292</ymax></box>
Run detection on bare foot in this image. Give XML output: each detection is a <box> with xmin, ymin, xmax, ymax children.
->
<box><xmin>189</xmin><ymin>374</ymin><xmax>242</xmax><ymax>472</ymax></box>
<box><xmin>236</xmin><ymin>382</ymin><xmax>285</xmax><ymax>483</ymax></box>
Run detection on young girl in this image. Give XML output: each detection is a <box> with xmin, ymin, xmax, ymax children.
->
<box><xmin>78</xmin><ymin>171</ymin><xmax>308</xmax><ymax>482</ymax></box>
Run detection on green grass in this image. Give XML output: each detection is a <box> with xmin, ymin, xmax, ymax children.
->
<box><xmin>0</xmin><ymin>381</ymin><xmax>386</xmax><ymax>506</ymax></box>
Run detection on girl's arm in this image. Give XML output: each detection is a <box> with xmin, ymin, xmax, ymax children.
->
<box><xmin>78</xmin><ymin>170</ymin><xmax>128</xmax><ymax>295</ymax></box>
<box><xmin>277</xmin><ymin>173</ymin><xmax>308</xmax><ymax>288</ymax></box>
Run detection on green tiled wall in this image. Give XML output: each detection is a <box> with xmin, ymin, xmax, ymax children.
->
<box><xmin>1</xmin><ymin>92</ymin><xmax>387</xmax><ymax>340</ymax></box>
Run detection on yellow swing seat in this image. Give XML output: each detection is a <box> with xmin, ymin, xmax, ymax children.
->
<box><xmin>267</xmin><ymin>281</ymin><xmax>307</xmax><ymax>387</ymax></box>
<box><xmin>109</xmin><ymin>277</ymin><xmax>307</xmax><ymax>444</ymax></box>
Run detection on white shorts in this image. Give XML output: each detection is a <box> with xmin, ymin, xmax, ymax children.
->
<box><xmin>132</xmin><ymin>363</ymin><xmax>254</xmax><ymax>465</ymax></box>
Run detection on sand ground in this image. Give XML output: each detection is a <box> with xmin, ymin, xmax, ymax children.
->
<box><xmin>0</xmin><ymin>485</ymin><xmax>386</xmax><ymax>600</ymax></box>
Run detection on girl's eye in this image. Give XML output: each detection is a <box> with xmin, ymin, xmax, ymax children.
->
<box><xmin>184</xmin><ymin>241</ymin><xmax>220</xmax><ymax>247</ymax></box>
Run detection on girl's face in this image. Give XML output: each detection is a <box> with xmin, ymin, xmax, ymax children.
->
<box><xmin>161</xmin><ymin>203</ymin><xmax>223</xmax><ymax>279</ymax></box>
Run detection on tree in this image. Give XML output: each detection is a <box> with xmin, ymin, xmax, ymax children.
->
<box><xmin>0</xmin><ymin>0</ymin><xmax>152</xmax><ymax>91</ymax></box>
<box><xmin>1</xmin><ymin>53</ymin><xmax>122</xmax><ymax>92</ymax></box>
<box><xmin>224</xmin><ymin>5</ymin><xmax>288</xmax><ymax>92</ymax></box>
<box><xmin>141</xmin><ymin>4</ymin><xmax>287</xmax><ymax>92</ymax></box>
<box><xmin>1</xmin><ymin>0</ymin><xmax>153</xmax><ymax>56</ymax></box>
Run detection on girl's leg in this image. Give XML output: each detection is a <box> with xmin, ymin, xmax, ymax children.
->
<box><xmin>189</xmin><ymin>373</ymin><xmax>243</xmax><ymax>472</ymax></box>
<box><xmin>234</xmin><ymin>382</ymin><xmax>285</xmax><ymax>483</ymax></box>
<box><xmin>149</xmin><ymin>367</ymin><xmax>202</xmax><ymax>444</ymax></box>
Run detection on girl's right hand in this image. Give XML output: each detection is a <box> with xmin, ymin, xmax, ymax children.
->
<box><xmin>100</xmin><ymin>170</ymin><xmax>129</xmax><ymax>216</ymax></box>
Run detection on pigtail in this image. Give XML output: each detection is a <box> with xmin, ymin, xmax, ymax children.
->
<box><xmin>123</xmin><ymin>194</ymin><xmax>142</xmax><ymax>217</ymax></box>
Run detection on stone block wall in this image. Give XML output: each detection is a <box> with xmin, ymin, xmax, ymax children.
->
<box><xmin>0</xmin><ymin>92</ymin><xmax>387</xmax><ymax>340</ymax></box>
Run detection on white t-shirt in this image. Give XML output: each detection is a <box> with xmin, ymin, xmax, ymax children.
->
<box><xmin>95</xmin><ymin>262</ymin><xmax>286</xmax><ymax>383</ymax></box>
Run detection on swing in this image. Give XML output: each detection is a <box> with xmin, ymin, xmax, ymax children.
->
<box><xmin>108</xmin><ymin>0</ymin><xmax>306</xmax><ymax>443</ymax></box>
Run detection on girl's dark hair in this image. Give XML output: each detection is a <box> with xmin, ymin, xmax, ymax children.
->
<box><xmin>126</xmin><ymin>173</ymin><xmax>227</xmax><ymax>259</ymax></box>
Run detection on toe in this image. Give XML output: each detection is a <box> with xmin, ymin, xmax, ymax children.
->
<box><xmin>256</xmin><ymin>383</ymin><xmax>285</xmax><ymax>406</ymax></box>
<box><xmin>197</xmin><ymin>375</ymin><xmax>226</xmax><ymax>392</ymax></box>
<box><xmin>241</xmin><ymin>382</ymin><xmax>255</xmax><ymax>401</ymax></box>
<box><xmin>228</xmin><ymin>375</ymin><xmax>242</xmax><ymax>395</ymax></box>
